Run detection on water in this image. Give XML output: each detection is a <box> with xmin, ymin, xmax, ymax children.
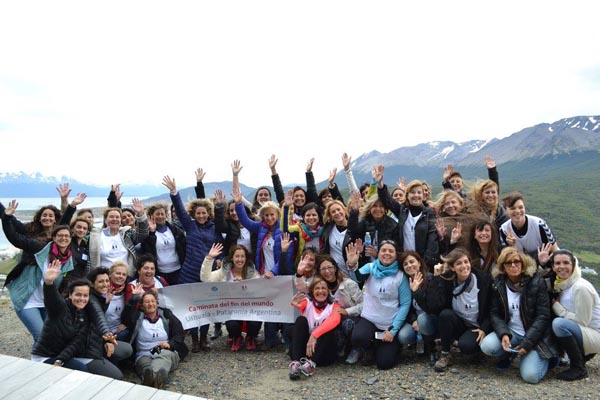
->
<box><xmin>0</xmin><ymin>196</ymin><xmax>140</xmax><ymax>252</ymax></box>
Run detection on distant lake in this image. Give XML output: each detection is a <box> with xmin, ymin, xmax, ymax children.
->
<box><xmin>0</xmin><ymin>196</ymin><xmax>143</xmax><ymax>251</ymax></box>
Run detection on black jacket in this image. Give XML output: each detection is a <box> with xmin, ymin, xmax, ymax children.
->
<box><xmin>124</xmin><ymin>303</ymin><xmax>189</xmax><ymax>361</ymax></box>
<box><xmin>490</xmin><ymin>273</ymin><xmax>559</xmax><ymax>359</ymax></box>
<box><xmin>425</xmin><ymin>267</ymin><xmax>493</xmax><ymax>334</ymax></box>
<box><xmin>77</xmin><ymin>290</ymin><xmax>114</xmax><ymax>359</ymax></box>
<box><xmin>32</xmin><ymin>283</ymin><xmax>90</xmax><ymax>362</ymax></box>
<box><xmin>377</xmin><ymin>185</ymin><xmax>439</xmax><ymax>268</ymax></box>
<box><xmin>141</xmin><ymin>221</ymin><xmax>187</xmax><ymax>271</ymax></box>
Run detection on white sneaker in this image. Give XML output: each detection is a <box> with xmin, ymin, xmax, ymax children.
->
<box><xmin>299</xmin><ymin>357</ymin><xmax>316</xmax><ymax>376</ymax></box>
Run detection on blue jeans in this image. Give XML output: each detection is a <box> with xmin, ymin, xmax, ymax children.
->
<box><xmin>44</xmin><ymin>357</ymin><xmax>88</xmax><ymax>372</ymax></box>
<box><xmin>16</xmin><ymin>307</ymin><xmax>47</xmax><ymax>344</ymax></box>
<box><xmin>398</xmin><ymin>313</ymin><xmax>438</xmax><ymax>344</ymax></box>
<box><xmin>480</xmin><ymin>330</ymin><xmax>549</xmax><ymax>384</ymax></box>
<box><xmin>552</xmin><ymin>317</ymin><xmax>584</xmax><ymax>347</ymax></box>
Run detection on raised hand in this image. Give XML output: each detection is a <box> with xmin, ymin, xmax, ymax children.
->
<box><xmin>195</xmin><ymin>168</ymin><xmax>205</xmax><ymax>182</ymax></box>
<box><xmin>328</xmin><ymin>168</ymin><xmax>337</xmax><ymax>187</ymax></box>
<box><xmin>342</xmin><ymin>153</ymin><xmax>351</xmax><ymax>171</ymax></box>
<box><xmin>290</xmin><ymin>292</ymin><xmax>307</xmax><ymax>307</ymax></box>
<box><xmin>537</xmin><ymin>243</ymin><xmax>553</xmax><ymax>266</ymax></box>
<box><xmin>348</xmin><ymin>192</ymin><xmax>361</xmax><ymax>211</ymax></box>
<box><xmin>71</xmin><ymin>193</ymin><xmax>87</xmax><ymax>207</ymax></box>
<box><xmin>284</xmin><ymin>189</ymin><xmax>294</xmax><ymax>207</ymax></box>
<box><xmin>44</xmin><ymin>259</ymin><xmax>62</xmax><ymax>284</ymax></box>
<box><xmin>162</xmin><ymin>176</ymin><xmax>177</xmax><ymax>194</ymax></box>
<box><xmin>132</xmin><ymin>198</ymin><xmax>144</xmax><ymax>216</ymax></box>
<box><xmin>232</xmin><ymin>187</ymin><xmax>243</xmax><ymax>204</ymax></box>
<box><xmin>306</xmin><ymin>158</ymin><xmax>314</xmax><ymax>173</ymax></box>
<box><xmin>268</xmin><ymin>154</ymin><xmax>278</xmax><ymax>174</ymax></box>
<box><xmin>131</xmin><ymin>282</ymin><xmax>145</xmax><ymax>296</ymax></box>
<box><xmin>397</xmin><ymin>177</ymin><xmax>407</xmax><ymax>191</ymax></box>
<box><xmin>372</xmin><ymin>164</ymin><xmax>384</xmax><ymax>187</ymax></box>
<box><xmin>345</xmin><ymin>241</ymin><xmax>361</xmax><ymax>269</ymax></box>
<box><xmin>208</xmin><ymin>243</ymin><xmax>223</xmax><ymax>259</ymax></box>
<box><xmin>443</xmin><ymin>164</ymin><xmax>454</xmax><ymax>182</ymax></box>
<box><xmin>231</xmin><ymin>160</ymin><xmax>243</xmax><ymax>176</ymax></box>
<box><xmin>56</xmin><ymin>183</ymin><xmax>71</xmax><ymax>199</ymax></box>
<box><xmin>148</xmin><ymin>216</ymin><xmax>156</xmax><ymax>233</ymax></box>
<box><xmin>5</xmin><ymin>199</ymin><xmax>18</xmax><ymax>216</ymax></box>
<box><xmin>485</xmin><ymin>155</ymin><xmax>496</xmax><ymax>169</ymax></box>
<box><xmin>450</xmin><ymin>221</ymin><xmax>463</xmax><ymax>245</ymax></box>
<box><xmin>112</xmin><ymin>184</ymin><xmax>123</xmax><ymax>202</ymax></box>
<box><xmin>409</xmin><ymin>270</ymin><xmax>424</xmax><ymax>292</ymax></box>
<box><xmin>280</xmin><ymin>232</ymin><xmax>291</xmax><ymax>253</ymax></box>
<box><xmin>214</xmin><ymin>189</ymin><xmax>226</xmax><ymax>204</ymax></box>
<box><xmin>435</xmin><ymin>218</ymin><xmax>447</xmax><ymax>240</ymax></box>
<box><xmin>296</xmin><ymin>254</ymin><xmax>312</xmax><ymax>276</ymax></box>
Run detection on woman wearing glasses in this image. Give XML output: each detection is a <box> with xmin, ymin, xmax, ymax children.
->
<box><xmin>480</xmin><ymin>247</ymin><xmax>559</xmax><ymax>383</ymax></box>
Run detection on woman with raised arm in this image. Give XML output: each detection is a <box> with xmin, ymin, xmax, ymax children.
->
<box><xmin>30</xmin><ymin>261</ymin><xmax>90</xmax><ymax>371</ymax></box>
<box><xmin>467</xmin><ymin>156</ymin><xmax>509</xmax><ymax>228</ymax></box>
<box><xmin>141</xmin><ymin>202</ymin><xmax>186</xmax><ymax>286</ymax></box>
<box><xmin>213</xmin><ymin>188</ymin><xmax>254</xmax><ymax>257</ymax></box>
<box><xmin>550</xmin><ymin>250</ymin><xmax>600</xmax><ymax>381</ymax></box>
<box><xmin>162</xmin><ymin>175</ymin><xmax>221</xmax><ymax>352</ymax></box>
<box><xmin>124</xmin><ymin>254</ymin><xmax>168</xmax><ymax>302</ymax></box>
<box><xmin>281</xmin><ymin>189</ymin><xmax>325</xmax><ymax>262</ymax></box>
<box><xmin>88</xmin><ymin>198</ymin><xmax>148</xmax><ymax>277</ymax></box>
<box><xmin>2</xmin><ymin>204</ymin><xmax>74</xmax><ymax>343</ymax></box>
<box><xmin>374</xmin><ymin>165</ymin><xmax>439</xmax><ymax>268</ymax></box>
<box><xmin>348</xmin><ymin>240</ymin><xmax>411</xmax><ymax>370</ymax></box>
<box><xmin>480</xmin><ymin>247</ymin><xmax>559</xmax><ymax>384</ymax></box>
<box><xmin>200</xmin><ymin>243</ymin><xmax>261</xmax><ymax>351</ymax></box>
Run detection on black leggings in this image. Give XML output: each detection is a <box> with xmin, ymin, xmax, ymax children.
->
<box><xmin>351</xmin><ymin>317</ymin><xmax>401</xmax><ymax>370</ymax></box>
<box><xmin>289</xmin><ymin>316</ymin><xmax>337</xmax><ymax>366</ymax></box>
<box><xmin>225</xmin><ymin>320</ymin><xmax>262</xmax><ymax>338</ymax></box>
<box><xmin>438</xmin><ymin>308</ymin><xmax>481</xmax><ymax>355</ymax></box>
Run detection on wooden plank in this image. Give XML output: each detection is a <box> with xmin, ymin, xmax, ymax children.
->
<box><xmin>0</xmin><ymin>361</ymin><xmax>49</xmax><ymax>397</ymax></box>
<box><xmin>57</xmin><ymin>374</ymin><xmax>113</xmax><ymax>400</ymax></box>
<box><xmin>88</xmin><ymin>379</ymin><xmax>132</xmax><ymax>399</ymax></box>
<box><xmin>119</xmin><ymin>384</ymin><xmax>159</xmax><ymax>399</ymax></box>
<box><xmin>148</xmin><ymin>389</ymin><xmax>183</xmax><ymax>400</ymax></box>
<box><xmin>0</xmin><ymin>355</ymin><xmax>19</xmax><ymax>369</ymax></box>
<box><xmin>0</xmin><ymin>357</ymin><xmax>32</xmax><ymax>382</ymax></box>
<box><xmin>3</xmin><ymin>364</ymin><xmax>72</xmax><ymax>400</ymax></box>
<box><xmin>30</xmin><ymin>370</ymin><xmax>94</xmax><ymax>400</ymax></box>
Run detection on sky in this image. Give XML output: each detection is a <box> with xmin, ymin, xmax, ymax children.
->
<box><xmin>1</xmin><ymin>1</ymin><xmax>599</xmax><ymax>189</ymax></box>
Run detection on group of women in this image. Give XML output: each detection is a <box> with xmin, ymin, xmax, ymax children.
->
<box><xmin>1</xmin><ymin>153</ymin><xmax>598</xmax><ymax>387</ymax></box>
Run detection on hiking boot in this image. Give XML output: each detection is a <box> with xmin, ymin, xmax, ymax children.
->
<box><xmin>556</xmin><ymin>336</ymin><xmax>589</xmax><ymax>381</ymax></box>
<box><xmin>345</xmin><ymin>348</ymin><xmax>363</xmax><ymax>365</ymax></box>
<box><xmin>191</xmin><ymin>334</ymin><xmax>200</xmax><ymax>353</ymax></box>
<box><xmin>142</xmin><ymin>368</ymin><xmax>156</xmax><ymax>387</ymax></box>
<box><xmin>299</xmin><ymin>357</ymin><xmax>316</xmax><ymax>376</ymax></box>
<box><xmin>434</xmin><ymin>351</ymin><xmax>452</xmax><ymax>372</ymax></box>
<box><xmin>200</xmin><ymin>333</ymin><xmax>211</xmax><ymax>352</ymax></box>
<box><xmin>155</xmin><ymin>368</ymin><xmax>168</xmax><ymax>389</ymax></box>
<box><xmin>246</xmin><ymin>336</ymin><xmax>257</xmax><ymax>351</ymax></box>
<box><xmin>231</xmin><ymin>336</ymin><xmax>243</xmax><ymax>352</ymax></box>
<box><xmin>289</xmin><ymin>360</ymin><xmax>301</xmax><ymax>380</ymax></box>
<box><xmin>210</xmin><ymin>325</ymin><xmax>223</xmax><ymax>340</ymax></box>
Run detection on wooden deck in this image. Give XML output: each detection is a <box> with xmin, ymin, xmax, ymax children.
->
<box><xmin>0</xmin><ymin>354</ymin><xmax>208</xmax><ymax>400</ymax></box>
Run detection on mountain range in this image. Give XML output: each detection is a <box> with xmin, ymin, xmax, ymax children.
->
<box><xmin>1</xmin><ymin>115</ymin><xmax>598</xmax><ymax>197</ymax></box>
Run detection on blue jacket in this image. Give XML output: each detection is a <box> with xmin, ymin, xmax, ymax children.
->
<box><xmin>8</xmin><ymin>242</ymin><xmax>73</xmax><ymax>312</ymax></box>
<box><xmin>170</xmin><ymin>193</ymin><xmax>221</xmax><ymax>284</ymax></box>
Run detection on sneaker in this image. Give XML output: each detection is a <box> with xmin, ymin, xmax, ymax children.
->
<box><xmin>289</xmin><ymin>361</ymin><xmax>301</xmax><ymax>380</ymax></box>
<box><xmin>231</xmin><ymin>336</ymin><xmax>243</xmax><ymax>352</ymax></box>
<box><xmin>246</xmin><ymin>336</ymin><xmax>257</xmax><ymax>351</ymax></box>
<box><xmin>434</xmin><ymin>351</ymin><xmax>452</xmax><ymax>372</ymax></box>
<box><xmin>416</xmin><ymin>340</ymin><xmax>425</xmax><ymax>355</ymax></box>
<box><xmin>345</xmin><ymin>348</ymin><xmax>363</xmax><ymax>365</ymax></box>
<box><xmin>299</xmin><ymin>357</ymin><xmax>316</xmax><ymax>376</ymax></box>
<box><xmin>142</xmin><ymin>368</ymin><xmax>156</xmax><ymax>387</ymax></box>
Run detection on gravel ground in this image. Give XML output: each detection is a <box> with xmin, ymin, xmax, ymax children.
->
<box><xmin>1</xmin><ymin>301</ymin><xmax>598</xmax><ymax>400</ymax></box>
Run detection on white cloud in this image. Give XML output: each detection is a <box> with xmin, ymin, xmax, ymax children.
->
<box><xmin>0</xmin><ymin>1</ymin><xmax>599</xmax><ymax>188</ymax></box>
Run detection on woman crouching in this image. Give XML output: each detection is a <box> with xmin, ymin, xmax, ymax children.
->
<box><xmin>123</xmin><ymin>291</ymin><xmax>188</xmax><ymax>389</ymax></box>
<box><xmin>288</xmin><ymin>277</ymin><xmax>341</xmax><ymax>380</ymax></box>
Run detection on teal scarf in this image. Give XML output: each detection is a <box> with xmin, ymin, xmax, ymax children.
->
<box><xmin>371</xmin><ymin>259</ymin><xmax>400</xmax><ymax>279</ymax></box>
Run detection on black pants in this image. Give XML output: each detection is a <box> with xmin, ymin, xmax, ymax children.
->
<box><xmin>225</xmin><ymin>320</ymin><xmax>262</xmax><ymax>338</ymax></box>
<box><xmin>438</xmin><ymin>308</ymin><xmax>481</xmax><ymax>355</ymax></box>
<box><xmin>289</xmin><ymin>316</ymin><xmax>337</xmax><ymax>366</ymax></box>
<box><xmin>351</xmin><ymin>317</ymin><xmax>401</xmax><ymax>370</ymax></box>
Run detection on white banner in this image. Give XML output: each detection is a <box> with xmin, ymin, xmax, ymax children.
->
<box><xmin>157</xmin><ymin>276</ymin><xmax>296</xmax><ymax>330</ymax></box>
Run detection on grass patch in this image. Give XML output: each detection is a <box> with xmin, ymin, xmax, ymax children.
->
<box><xmin>577</xmin><ymin>251</ymin><xmax>600</xmax><ymax>265</ymax></box>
